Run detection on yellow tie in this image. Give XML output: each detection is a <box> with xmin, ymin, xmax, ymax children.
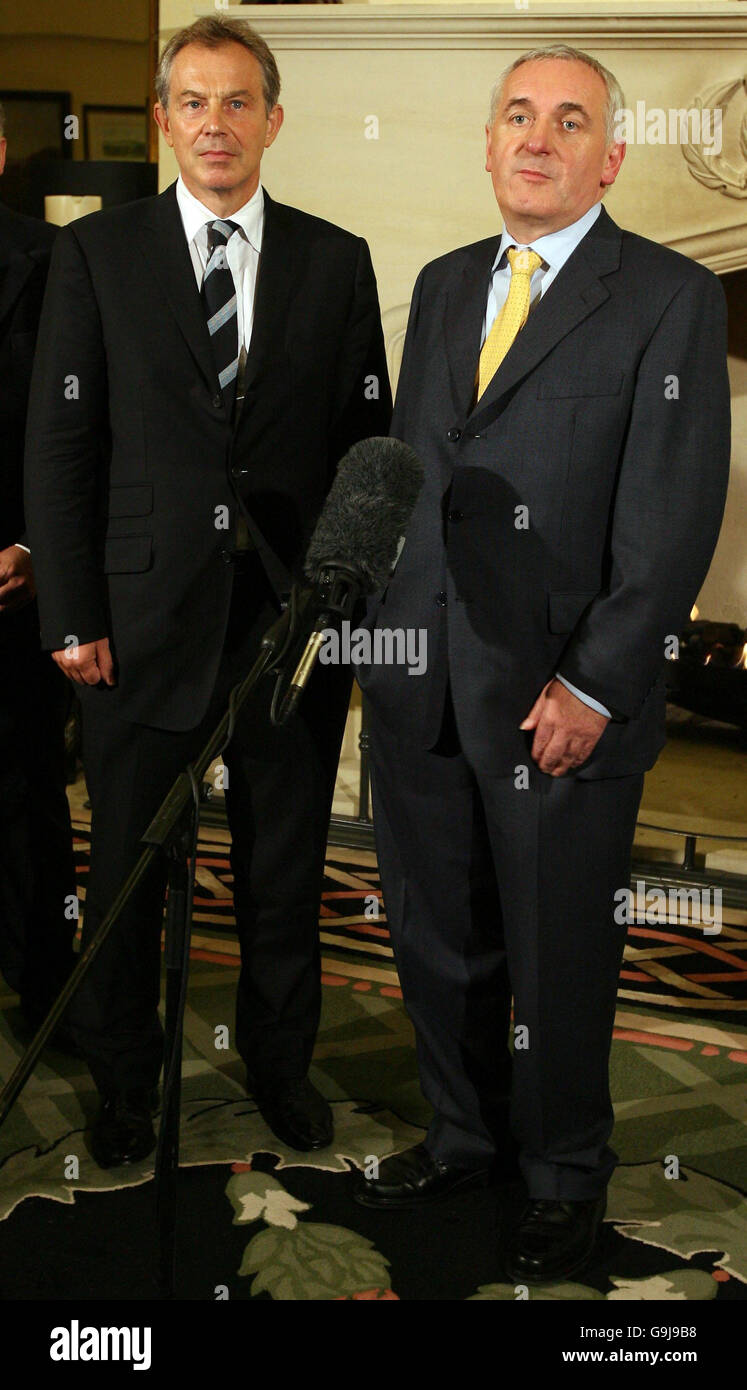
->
<box><xmin>477</xmin><ymin>246</ymin><xmax>542</xmax><ymax>400</ymax></box>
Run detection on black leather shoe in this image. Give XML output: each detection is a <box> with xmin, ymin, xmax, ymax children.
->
<box><xmin>504</xmin><ymin>1194</ymin><xmax>607</xmax><ymax>1283</ymax></box>
<box><xmin>352</xmin><ymin>1142</ymin><xmax>491</xmax><ymax>1209</ymax></box>
<box><xmin>90</xmin><ymin>1088</ymin><xmax>158</xmax><ymax>1169</ymax></box>
<box><xmin>248</xmin><ymin>1075</ymin><xmax>333</xmax><ymax>1151</ymax></box>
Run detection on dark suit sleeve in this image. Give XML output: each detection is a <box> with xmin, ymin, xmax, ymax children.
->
<box><xmin>0</xmin><ymin>238</ymin><xmax>56</xmax><ymax>551</ymax></box>
<box><xmin>327</xmin><ymin>238</ymin><xmax>392</xmax><ymax>474</ymax></box>
<box><xmin>24</xmin><ymin>225</ymin><xmax>109</xmax><ymax>651</ymax></box>
<box><xmin>556</xmin><ymin>268</ymin><xmax>730</xmax><ymax>720</ymax></box>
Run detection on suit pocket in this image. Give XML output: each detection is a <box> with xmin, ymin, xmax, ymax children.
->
<box><xmin>547</xmin><ymin>590</ymin><xmax>598</xmax><ymax>634</ymax></box>
<box><xmin>104</xmin><ymin>536</ymin><xmax>152</xmax><ymax>574</ymax></box>
<box><xmin>537</xmin><ymin>372</ymin><xmax>623</xmax><ymax>400</ymax></box>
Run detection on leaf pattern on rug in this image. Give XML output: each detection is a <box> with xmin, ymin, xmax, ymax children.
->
<box><xmin>607</xmin><ymin>1162</ymin><xmax>747</xmax><ymax>1283</ymax></box>
<box><xmin>0</xmin><ymin>1131</ymin><xmax>153</xmax><ymax>1223</ymax></box>
<box><xmin>467</xmin><ymin>1268</ymin><xmax>718</xmax><ymax>1301</ymax></box>
<box><xmin>226</xmin><ymin>1171</ymin><xmax>310</xmax><ymax>1229</ymax></box>
<box><xmin>0</xmin><ymin>1098</ymin><xmax>423</xmax><ymax>1223</ymax></box>
<box><xmin>238</xmin><ymin>1224</ymin><xmax>393</xmax><ymax>1300</ymax></box>
<box><xmin>606</xmin><ymin>1270</ymin><xmax>717</xmax><ymax>1300</ymax></box>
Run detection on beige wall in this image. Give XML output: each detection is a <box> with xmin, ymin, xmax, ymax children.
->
<box><xmin>700</xmin><ymin>352</ymin><xmax>747</xmax><ymax>627</ymax></box>
<box><xmin>158</xmin><ymin>1</ymin><xmax>746</xmax><ymax>622</ymax></box>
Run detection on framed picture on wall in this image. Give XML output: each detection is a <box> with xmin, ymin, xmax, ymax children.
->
<box><xmin>0</xmin><ymin>89</ymin><xmax>72</xmax><ymax>160</ymax></box>
<box><xmin>83</xmin><ymin>105</ymin><xmax>148</xmax><ymax>162</ymax></box>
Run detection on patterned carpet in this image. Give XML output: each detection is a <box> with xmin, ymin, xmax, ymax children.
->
<box><xmin>0</xmin><ymin>819</ymin><xmax>745</xmax><ymax>1301</ymax></box>
<box><xmin>89</xmin><ymin>825</ymin><xmax>744</xmax><ymax>1023</ymax></box>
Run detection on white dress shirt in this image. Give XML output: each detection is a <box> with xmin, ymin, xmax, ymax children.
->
<box><xmin>483</xmin><ymin>201</ymin><xmax>610</xmax><ymax>719</ymax></box>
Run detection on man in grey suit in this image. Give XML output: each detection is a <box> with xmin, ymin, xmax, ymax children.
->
<box><xmin>355</xmin><ymin>46</ymin><xmax>730</xmax><ymax>1283</ymax></box>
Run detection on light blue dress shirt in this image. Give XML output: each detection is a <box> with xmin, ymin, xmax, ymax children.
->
<box><xmin>483</xmin><ymin>201</ymin><xmax>610</xmax><ymax>720</ymax></box>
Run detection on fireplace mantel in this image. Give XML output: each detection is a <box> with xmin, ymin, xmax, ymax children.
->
<box><xmin>183</xmin><ymin>3</ymin><xmax>747</xmax><ymax>49</ymax></box>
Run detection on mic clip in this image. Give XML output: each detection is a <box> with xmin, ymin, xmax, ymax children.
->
<box><xmin>312</xmin><ymin>562</ymin><xmax>361</xmax><ymax>626</ymax></box>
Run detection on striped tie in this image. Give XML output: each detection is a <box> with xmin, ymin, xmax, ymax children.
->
<box><xmin>202</xmin><ymin>219</ymin><xmax>240</xmax><ymax>409</ymax></box>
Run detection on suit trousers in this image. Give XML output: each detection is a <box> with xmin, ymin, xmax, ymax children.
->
<box><xmin>0</xmin><ymin>608</ymin><xmax>76</xmax><ymax>1008</ymax></box>
<box><xmin>368</xmin><ymin>697</ymin><xmax>643</xmax><ymax>1200</ymax></box>
<box><xmin>71</xmin><ymin>556</ymin><xmax>352</xmax><ymax>1095</ymax></box>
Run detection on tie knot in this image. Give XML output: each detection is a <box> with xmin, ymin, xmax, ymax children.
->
<box><xmin>207</xmin><ymin>219</ymin><xmax>240</xmax><ymax>252</ymax></box>
<box><xmin>507</xmin><ymin>246</ymin><xmax>542</xmax><ymax>277</ymax></box>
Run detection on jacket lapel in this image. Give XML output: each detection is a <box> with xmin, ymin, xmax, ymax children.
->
<box><xmin>237</xmin><ymin>189</ymin><xmax>294</xmax><ymax>407</ymax></box>
<box><xmin>468</xmin><ymin>206</ymin><xmax>623</xmax><ymax>431</ymax></box>
<box><xmin>443</xmin><ymin>238</ymin><xmax>499</xmax><ymax>415</ymax></box>
<box><xmin>139</xmin><ymin>182</ymin><xmax>218</xmax><ymax>394</ymax></box>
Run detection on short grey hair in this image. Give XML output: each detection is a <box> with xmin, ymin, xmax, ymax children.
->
<box><xmin>155</xmin><ymin>15</ymin><xmax>281</xmax><ymax>114</ymax></box>
<box><xmin>489</xmin><ymin>45</ymin><xmax>625</xmax><ymax>145</ymax></box>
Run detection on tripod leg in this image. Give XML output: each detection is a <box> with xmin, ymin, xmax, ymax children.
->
<box><xmin>156</xmin><ymin>845</ymin><xmax>194</xmax><ymax>1300</ymax></box>
<box><xmin>0</xmin><ymin>644</ymin><xmax>276</xmax><ymax>1137</ymax></box>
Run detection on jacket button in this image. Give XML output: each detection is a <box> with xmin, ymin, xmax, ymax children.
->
<box><xmin>212</xmin><ymin>393</ymin><xmax>223</xmax><ymax>409</ymax></box>
<box><xmin>447</xmin><ymin>428</ymin><xmax>461</xmax><ymax>442</ymax></box>
<box><xmin>435</xmin><ymin>591</ymin><xmax>447</xmax><ymax>607</ymax></box>
<box><xmin>448</xmin><ymin>508</ymin><xmax>463</xmax><ymax>523</ymax></box>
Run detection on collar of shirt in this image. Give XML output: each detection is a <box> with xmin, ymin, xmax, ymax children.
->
<box><xmin>484</xmin><ymin>201</ymin><xmax>601</xmax><ymax>340</ymax></box>
<box><xmin>493</xmin><ymin>200</ymin><xmax>602</xmax><ymax>282</ymax></box>
<box><xmin>175</xmin><ymin>175</ymin><xmax>264</xmax><ymax>269</ymax></box>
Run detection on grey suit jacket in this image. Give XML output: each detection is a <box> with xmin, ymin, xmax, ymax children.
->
<box><xmin>359</xmin><ymin>206</ymin><xmax>731</xmax><ymax>778</ymax></box>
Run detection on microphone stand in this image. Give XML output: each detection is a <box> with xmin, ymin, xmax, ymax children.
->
<box><xmin>0</xmin><ymin>589</ymin><xmax>312</xmax><ymax>1299</ymax></box>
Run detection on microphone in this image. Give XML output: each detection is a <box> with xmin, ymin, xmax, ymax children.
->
<box><xmin>276</xmin><ymin>436</ymin><xmax>424</xmax><ymax>723</ymax></box>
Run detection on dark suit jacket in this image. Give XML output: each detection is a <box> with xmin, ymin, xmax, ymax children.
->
<box><xmin>24</xmin><ymin>183</ymin><xmax>391</xmax><ymax>730</ymax></box>
<box><xmin>359</xmin><ymin>206</ymin><xmax>730</xmax><ymax>778</ymax></box>
<box><xmin>0</xmin><ymin>203</ymin><xmax>56</xmax><ymax>552</ymax></box>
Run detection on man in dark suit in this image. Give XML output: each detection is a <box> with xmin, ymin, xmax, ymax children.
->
<box><xmin>25</xmin><ymin>17</ymin><xmax>390</xmax><ymax>1167</ymax></box>
<box><xmin>0</xmin><ymin>111</ymin><xmax>77</xmax><ymax>1036</ymax></box>
<box><xmin>355</xmin><ymin>45</ymin><xmax>730</xmax><ymax>1282</ymax></box>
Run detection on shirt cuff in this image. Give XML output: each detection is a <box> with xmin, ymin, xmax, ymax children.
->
<box><xmin>555</xmin><ymin>673</ymin><xmax>611</xmax><ymax>718</ymax></box>
<box><xmin>13</xmin><ymin>543</ymin><xmax>30</xmax><ymax>554</ymax></box>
